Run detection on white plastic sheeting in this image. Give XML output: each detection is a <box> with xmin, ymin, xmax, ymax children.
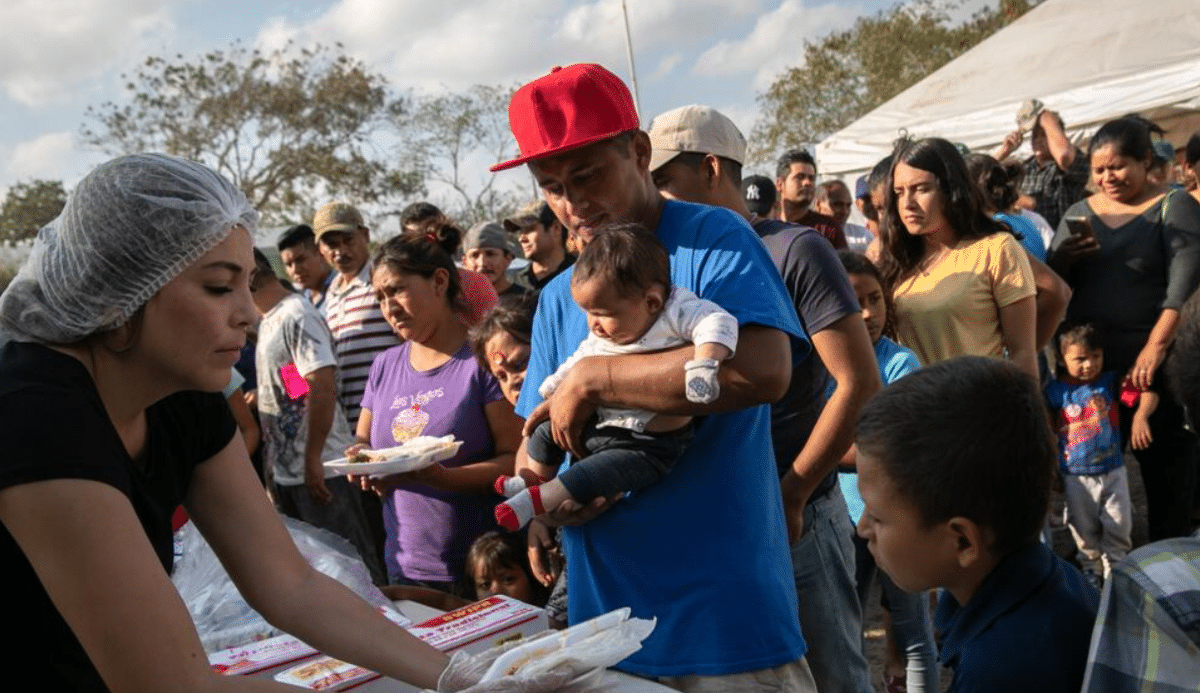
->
<box><xmin>815</xmin><ymin>0</ymin><xmax>1200</xmax><ymax>177</ymax></box>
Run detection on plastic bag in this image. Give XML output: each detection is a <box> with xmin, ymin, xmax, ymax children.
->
<box><xmin>436</xmin><ymin>608</ymin><xmax>656</xmax><ymax>693</ymax></box>
<box><xmin>172</xmin><ymin>516</ymin><xmax>394</xmax><ymax>652</ymax></box>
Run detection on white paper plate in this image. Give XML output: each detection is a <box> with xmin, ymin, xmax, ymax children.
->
<box><xmin>323</xmin><ymin>436</ymin><xmax>462</xmax><ymax>476</ymax></box>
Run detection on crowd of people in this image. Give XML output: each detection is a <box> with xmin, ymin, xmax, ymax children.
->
<box><xmin>1</xmin><ymin>60</ymin><xmax>1199</xmax><ymax>693</ymax></box>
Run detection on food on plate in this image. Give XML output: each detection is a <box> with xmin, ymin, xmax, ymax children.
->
<box><xmin>344</xmin><ymin>436</ymin><xmax>460</xmax><ymax>464</ymax></box>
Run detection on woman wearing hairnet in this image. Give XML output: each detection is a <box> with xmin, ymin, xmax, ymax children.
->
<box><xmin>0</xmin><ymin>155</ymin><xmax>565</xmax><ymax>692</ymax></box>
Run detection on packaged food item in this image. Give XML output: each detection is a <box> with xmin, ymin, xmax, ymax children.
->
<box><xmin>273</xmin><ymin>656</ymin><xmax>378</xmax><ymax>691</ymax></box>
<box><xmin>209</xmin><ymin>607</ymin><xmax>408</xmax><ymax>677</ymax></box>
<box><xmin>209</xmin><ymin>632</ymin><xmax>317</xmax><ymax>676</ymax></box>
<box><xmin>406</xmin><ymin>595</ymin><xmax>548</xmax><ymax>654</ymax></box>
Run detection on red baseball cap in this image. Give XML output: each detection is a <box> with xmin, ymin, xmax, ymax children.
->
<box><xmin>490</xmin><ymin>63</ymin><xmax>640</xmax><ymax>172</ymax></box>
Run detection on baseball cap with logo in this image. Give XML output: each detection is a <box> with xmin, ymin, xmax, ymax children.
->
<box><xmin>647</xmin><ymin>105</ymin><xmax>747</xmax><ymax>173</ymax></box>
<box><xmin>312</xmin><ymin>202</ymin><xmax>365</xmax><ymax>242</ymax></box>
<box><xmin>490</xmin><ymin>63</ymin><xmax>640</xmax><ymax>172</ymax></box>
<box><xmin>741</xmin><ymin>175</ymin><xmax>777</xmax><ymax>217</ymax></box>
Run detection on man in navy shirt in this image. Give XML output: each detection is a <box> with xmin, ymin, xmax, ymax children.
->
<box><xmin>649</xmin><ymin>104</ymin><xmax>880</xmax><ymax>693</ymax></box>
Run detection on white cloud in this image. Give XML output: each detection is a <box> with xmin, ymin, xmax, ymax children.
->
<box><xmin>255</xmin><ymin>0</ymin><xmax>763</xmax><ymax>93</ymax></box>
<box><xmin>694</xmin><ymin>0</ymin><xmax>860</xmax><ymax>91</ymax></box>
<box><xmin>652</xmin><ymin>54</ymin><xmax>684</xmax><ymax>81</ymax></box>
<box><xmin>4</xmin><ymin>130</ymin><xmax>103</xmax><ymax>184</ymax></box>
<box><xmin>0</xmin><ymin>0</ymin><xmax>178</xmax><ymax>106</ymax></box>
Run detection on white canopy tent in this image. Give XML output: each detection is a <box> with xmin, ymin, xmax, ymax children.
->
<box><xmin>815</xmin><ymin>0</ymin><xmax>1200</xmax><ymax>179</ymax></box>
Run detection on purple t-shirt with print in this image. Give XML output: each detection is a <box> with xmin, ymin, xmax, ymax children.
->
<box><xmin>361</xmin><ymin>341</ymin><xmax>503</xmax><ymax>582</ymax></box>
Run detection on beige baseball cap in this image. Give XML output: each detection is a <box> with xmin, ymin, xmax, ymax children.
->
<box><xmin>648</xmin><ymin>104</ymin><xmax>747</xmax><ymax>173</ymax></box>
<box><xmin>503</xmin><ymin>200</ymin><xmax>557</xmax><ymax>233</ymax></box>
<box><xmin>312</xmin><ymin>202</ymin><xmax>366</xmax><ymax>241</ymax></box>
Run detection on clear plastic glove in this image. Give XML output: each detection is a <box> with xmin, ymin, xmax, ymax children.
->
<box><xmin>435</xmin><ymin>648</ymin><xmax>577</xmax><ymax>693</ymax></box>
<box><xmin>684</xmin><ymin>358</ymin><xmax>721</xmax><ymax>404</ymax></box>
<box><xmin>436</xmin><ymin>610</ymin><xmax>655</xmax><ymax>693</ymax></box>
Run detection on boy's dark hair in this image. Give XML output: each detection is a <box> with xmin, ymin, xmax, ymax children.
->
<box><xmin>400</xmin><ymin>201</ymin><xmax>445</xmax><ymax>231</ymax></box>
<box><xmin>855</xmin><ymin>356</ymin><xmax>1056</xmax><ymax>558</ymax></box>
<box><xmin>465</xmin><ymin>531</ymin><xmax>550</xmax><ymax>605</ymax></box>
<box><xmin>1055</xmin><ymin>321</ymin><xmax>1103</xmax><ymax>356</ymax></box>
<box><xmin>572</xmin><ymin>223</ymin><xmax>671</xmax><ymax>300</ymax></box>
<box><xmin>775</xmin><ymin>148</ymin><xmax>817</xmax><ymax>179</ymax></box>
<box><xmin>277</xmin><ymin>224</ymin><xmax>316</xmax><ymax>253</ymax></box>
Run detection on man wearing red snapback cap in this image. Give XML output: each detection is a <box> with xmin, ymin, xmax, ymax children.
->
<box><xmin>497</xmin><ymin>64</ymin><xmax>815</xmax><ymax>691</ymax></box>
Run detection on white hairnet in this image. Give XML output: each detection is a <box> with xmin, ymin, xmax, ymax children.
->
<box><xmin>0</xmin><ymin>153</ymin><xmax>258</xmax><ymax>344</ymax></box>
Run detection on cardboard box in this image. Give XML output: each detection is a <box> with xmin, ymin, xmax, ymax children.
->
<box><xmin>405</xmin><ymin>595</ymin><xmax>547</xmax><ymax>654</ymax></box>
<box><xmin>209</xmin><ymin>606</ymin><xmax>409</xmax><ymax>677</ymax></box>
<box><xmin>209</xmin><ymin>632</ymin><xmax>318</xmax><ymax>676</ymax></box>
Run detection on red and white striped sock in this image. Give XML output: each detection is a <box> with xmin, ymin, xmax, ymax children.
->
<box><xmin>495</xmin><ymin>486</ymin><xmax>544</xmax><ymax>531</ymax></box>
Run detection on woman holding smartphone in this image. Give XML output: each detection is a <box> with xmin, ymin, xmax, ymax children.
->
<box><xmin>1049</xmin><ymin>116</ymin><xmax>1200</xmax><ymax>541</ymax></box>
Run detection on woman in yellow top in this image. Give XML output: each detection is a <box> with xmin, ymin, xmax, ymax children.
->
<box><xmin>878</xmin><ymin>138</ymin><xmax>1038</xmax><ymax>379</ymax></box>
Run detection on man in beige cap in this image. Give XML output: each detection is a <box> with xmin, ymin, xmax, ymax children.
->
<box><xmin>313</xmin><ymin>202</ymin><xmax>399</xmax><ymax>427</ymax></box>
<box><xmin>502</xmin><ymin>201</ymin><xmax>573</xmax><ymax>294</ymax></box>
<box><xmin>649</xmin><ymin>104</ymin><xmax>880</xmax><ymax>693</ymax></box>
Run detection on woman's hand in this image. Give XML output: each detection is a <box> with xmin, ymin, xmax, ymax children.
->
<box><xmin>1130</xmin><ymin>341</ymin><xmax>1167</xmax><ymax>390</ymax></box>
<box><xmin>1050</xmin><ymin>232</ymin><xmax>1100</xmax><ymax>273</ymax></box>
<box><xmin>1131</xmin><ymin>415</ymin><xmax>1153</xmax><ymax>450</ymax></box>
<box><xmin>353</xmin><ymin>464</ymin><xmax>443</xmax><ymax>496</ymax></box>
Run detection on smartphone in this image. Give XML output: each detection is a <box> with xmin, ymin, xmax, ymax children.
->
<box><xmin>1065</xmin><ymin>215</ymin><xmax>1093</xmax><ymax>239</ymax></box>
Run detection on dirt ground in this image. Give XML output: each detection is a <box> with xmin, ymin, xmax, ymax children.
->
<box><xmin>859</xmin><ymin>452</ymin><xmax>1151</xmax><ymax>692</ymax></box>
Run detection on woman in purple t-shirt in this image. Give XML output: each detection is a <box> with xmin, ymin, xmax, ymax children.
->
<box><xmin>352</xmin><ymin>232</ymin><xmax>521</xmax><ymax>592</ymax></box>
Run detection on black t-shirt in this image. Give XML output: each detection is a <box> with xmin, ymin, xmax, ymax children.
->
<box><xmin>752</xmin><ymin>218</ymin><xmax>861</xmax><ymax>498</ymax></box>
<box><xmin>0</xmin><ymin>342</ymin><xmax>236</xmax><ymax>690</ymax></box>
<box><xmin>498</xmin><ymin>282</ymin><xmax>529</xmax><ymax>299</ymax></box>
<box><xmin>1050</xmin><ymin>193</ymin><xmax>1200</xmax><ymax>374</ymax></box>
<box><xmin>518</xmin><ymin>254</ymin><xmax>576</xmax><ymax>293</ymax></box>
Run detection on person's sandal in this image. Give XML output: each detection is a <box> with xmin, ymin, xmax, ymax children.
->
<box><xmin>883</xmin><ymin>672</ymin><xmax>907</xmax><ymax>693</ymax></box>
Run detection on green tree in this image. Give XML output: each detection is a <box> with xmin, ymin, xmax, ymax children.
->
<box><xmin>395</xmin><ymin>84</ymin><xmax>529</xmax><ymax>226</ymax></box>
<box><xmin>749</xmin><ymin>0</ymin><xmax>1037</xmax><ymax>162</ymax></box>
<box><xmin>81</xmin><ymin>42</ymin><xmax>421</xmax><ymax>224</ymax></box>
<box><xmin>0</xmin><ymin>179</ymin><xmax>66</xmax><ymax>242</ymax></box>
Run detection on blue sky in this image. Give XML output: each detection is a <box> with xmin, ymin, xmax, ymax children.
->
<box><xmin>0</xmin><ymin>0</ymin><xmax>990</xmax><ymax>205</ymax></box>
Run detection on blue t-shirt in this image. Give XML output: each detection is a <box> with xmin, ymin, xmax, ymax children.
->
<box><xmin>996</xmin><ymin>212</ymin><xmax>1046</xmax><ymax>262</ymax></box>
<box><xmin>516</xmin><ymin>200</ymin><xmax>808</xmax><ymax>677</ymax></box>
<box><xmin>936</xmin><ymin>542</ymin><xmax>1098</xmax><ymax>693</ymax></box>
<box><xmin>1044</xmin><ymin>372</ymin><xmax>1124</xmax><ymax>475</ymax></box>
<box><xmin>839</xmin><ymin>336</ymin><xmax>920</xmax><ymax>523</ymax></box>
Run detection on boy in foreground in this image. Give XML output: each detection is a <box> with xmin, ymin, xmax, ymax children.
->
<box><xmin>855</xmin><ymin>356</ymin><xmax>1099</xmax><ymax>693</ymax></box>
